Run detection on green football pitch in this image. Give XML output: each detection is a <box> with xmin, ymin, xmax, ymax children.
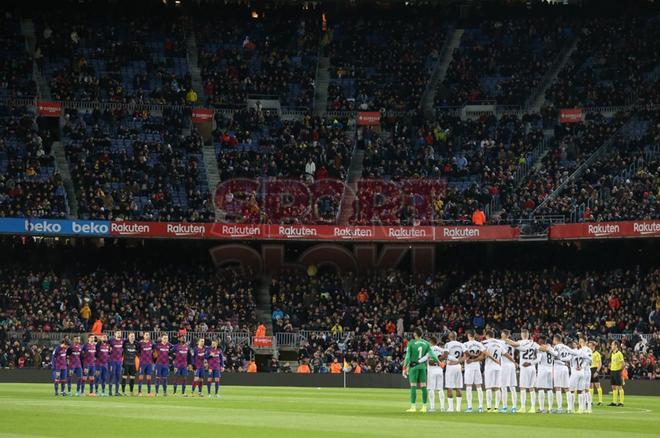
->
<box><xmin>0</xmin><ymin>384</ymin><xmax>659</xmax><ymax>438</ymax></box>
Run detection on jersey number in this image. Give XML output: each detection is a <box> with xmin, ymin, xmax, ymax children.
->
<box><xmin>522</xmin><ymin>350</ymin><xmax>535</xmax><ymax>360</ymax></box>
<box><xmin>454</xmin><ymin>351</ymin><xmax>461</xmax><ymax>359</ymax></box>
<box><xmin>418</xmin><ymin>347</ymin><xmax>423</xmax><ymax>360</ymax></box>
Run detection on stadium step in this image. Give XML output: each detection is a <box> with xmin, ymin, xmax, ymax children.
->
<box><xmin>51</xmin><ymin>141</ymin><xmax>79</xmax><ymax>218</ymax></box>
<box><xmin>201</xmin><ymin>143</ymin><xmax>221</xmax><ymax>219</ymax></box>
<box><xmin>422</xmin><ymin>27</ymin><xmax>463</xmax><ymax>119</ymax></box>
<box><xmin>525</xmin><ymin>36</ymin><xmax>580</xmax><ymax>113</ymax></box>
<box><xmin>337</xmin><ymin>149</ymin><xmax>365</xmax><ymax>225</ymax></box>
<box><xmin>186</xmin><ymin>31</ymin><xmax>204</xmax><ymax>99</ymax></box>
<box><xmin>313</xmin><ymin>56</ymin><xmax>330</xmax><ymax>116</ymax></box>
<box><xmin>256</xmin><ymin>273</ymin><xmax>274</xmax><ymax>336</ymax></box>
<box><xmin>20</xmin><ymin>18</ymin><xmax>52</xmax><ymax>100</ymax></box>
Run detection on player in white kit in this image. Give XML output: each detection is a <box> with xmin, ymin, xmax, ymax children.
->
<box><xmin>505</xmin><ymin>328</ymin><xmax>540</xmax><ymax>413</ymax></box>
<box><xmin>580</xmin><ymin>339</ymin><xmax>594</xmax><ymax>413</ymax></box>
<box><xmin>499</xmin><ymin>330</ymin><xmax>518</xmax><ymax>413</ymax></box>
<box><xmin>567</xmin><ymin>336</ymin><xmax>593</xmax><ymax>414</ymax></box>
<box><xmin>462</xmin><ymin>329</ymin><xmax>485</xmax><ymax>413</ymax></box>
<box><xmin>444</xmin><ymin>331</ymin><xmax>465</xmax><ymax>412</ymax></box>
<box><xmin>551</xmin><ymin>334</ymin><xmax>572</xmax><ymax>413</ymax></box>
<box><xmin>426</xmin><ymin>336</ymin><xmax>448</xmax><ymax>412</ymax></box>
<box><xmin>537</xmin><ymin>338</ymin><xmax>556</xmax><ymax>413</ymax></box>
<box><xmin>482</xmin><ymin>329</ymin><xmax>505</xmax><ymax>413</ymax></box>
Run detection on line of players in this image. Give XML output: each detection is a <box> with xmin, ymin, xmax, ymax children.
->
<box><xmin>51</xmin><ymin>331</ymin><xmax>226</xmax><ymax>397</ymax></box>
<box><xmin>408</xmin><ymin>328</ymin><xmax>623</xmax><ymax>414</ymax></box>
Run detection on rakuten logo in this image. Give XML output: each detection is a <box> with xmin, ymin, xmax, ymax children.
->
<box><xmin>633</xmin><ymin>222</ymin><xmax>660</xmax><ymax>235</ymax></box>
<box><xmin>111</xmin><ymin>222</ymin><xmax>151</xmax><ymax>234</ymax></box>
<box><xmin>443</xmin><ymin>227</ymin><xmax>480</xmax><ymax>239</ymax></box>
<box><xmin>279</xmin><ymin>226</ymin><xmax>317</xmax><ymax>238</ymax></box>
<box><xmin>587</xmin><ymin>224</ymin><xmax>620</xmax><ymax>236</ymax></box>
<box><xmin>24</xmin><ymin>220</ymin><xmax>62</xmax><ymax>233</ymax></box>
<box><xmin>333</xmin><ymin>227</ymin><xmax>373</xmax><ymax>238</ymax></box>
<box><xmin>167</xmin><ymin>223</ymin><xmax>206</xmax><ymax>235</ymax></box>
<box><xmin>387</xmin><ymin>228</ymin><xmax>426</xmax><ymax>239</ymax></box>
<box><xmin>72</xmin><ymin>221</ymin><xmax>108</xmax><ymax>235</ymax></box>
<box><xmin>221</xmin><ymin>225</ymin><xmax>261</xmax><ymax>237</ymax></box>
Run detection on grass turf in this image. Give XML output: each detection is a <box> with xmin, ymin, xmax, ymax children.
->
<box><xmin>0</xmin><ymin>384</ymin><xmax>658</xmax><ymax>438</ymax></box>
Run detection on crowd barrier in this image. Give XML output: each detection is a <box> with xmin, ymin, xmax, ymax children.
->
<box><xmin>0</xmin><ymin>218</ymin><xmax>658</xmax><ymax>242</ymax></box>
<box><xmin>0</xmin><ymin>370</ymin><xmax>658</xmax><ymax>394</ymax></box>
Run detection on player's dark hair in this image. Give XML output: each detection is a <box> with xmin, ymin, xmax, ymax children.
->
<box><xmin>612</xmin><ymin>340</ymin><xmax>621</xmax><ymax>348</ymax></box>
<box><xmin>466</xmin><ymin>329</ymin><xmax>475</xmax><ymax>338</ymax></box>
<box><xmin>502</xmin><ymin>329</ymin><xmax>511</xmax><ymax>337</ymax></box>
<box><xmin>484</xmin><ymin>329</ymin><xmax>493</xmax><ymax>338</ymax></box>
<box><xmin>414</xmin><ymin>327</ymin><xmax>423</xmax><ymax>338</ymax></box>
<box><xmin>429</xmin><ymin>336</ymin><xmax>437</xmax><ymax>345</ymax></box>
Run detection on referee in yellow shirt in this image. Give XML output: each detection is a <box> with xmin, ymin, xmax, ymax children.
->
<box><xmin>608</xmin><ymin>341</ymin><xmax>625</xmax><ymax>407</ymax></box>
<box><xmin>588</xmin><ymin>341</ymin><xmax>603</xmax><ymax>405</ymax></box>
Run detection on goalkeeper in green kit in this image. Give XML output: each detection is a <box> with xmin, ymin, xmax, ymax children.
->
<box><xmin>402</xmin><ymin>327</ymin><xmax>439</xmax><ymax>413</ymax></box>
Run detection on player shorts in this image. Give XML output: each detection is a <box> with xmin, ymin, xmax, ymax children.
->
<box><xmin>175</xmin><ymin>367</ymin><xmax>188</xmax><ymax>377</ymax></box>
<box><xmin>70</xmin><ymin>368</ymin><xmax>83</xmax><ymax>379</ymax></box>
<box><xmin>444</xmin><ymin>364</ymin><xmax>463</xmax><ymax>389</ymax></box>
<box><xmin>54</xmin><ymin>369</ymin><xmax>68</xmax><ymax>380</ymax></box>
<box><xmin>464</xmin><ymin>365</ymin><xmax>482</xmax><ymax>386</ymax></box>
<box><xmin>139</xmin><ymin>363</ymin><xmax>153</xmax><ymax>376</ymax></box>
<box><xmin>519</xmin><ymin>366</ymin><xmax>536</xmax><ymax>389</ymax></box>
<box><xmin>84</xmin><ymin>365</ymin><xmax>95</xmax><ymax>378</ymax></box>
<box><xmin>194</xmin><ymin>368</ymin><xmax>206</xmax><ymax>379</ymax></box>
<box><xmin>96</xmin><ymin>365</ymin><xmax>109</xmax><ymax>381</ymax></box>
<box><xmin>427</xmin><ymin>366</ymin><xmax>444</xmax><ymax>391</ymax></box>
<box><xmin>484</xmin><ymin>368</ymin><xmax>501</xmax><ymax>388</ymax></box>
<box><xmin>501</xmin><ymin>365</ymin><xmax>517</xmax><ymax>388</ymax></box>
<box><xmin>209</xmin><ymin>369</ymin><xmax>221</xmax><ymax>379</ymax></box>
<box><xmin>610</xmin><ymin>370</ymin><xmax>623</xmax><ymax>386</ymax></box>
<box><xmin>155</xmin><ymin>365</ymin><xmax>169</xmax><ymax>377</ymax></box>
<box><xmin>590</xmin><ymin>368</ymin><xmax>600</xmax><ymax>384</ymax></box>
<box><xmin>536</xmin><ymin>368</ymin><xmax>553</xmax><ymax>389</ymax></box>
<box><xmin>553</xmin><ymin>366</ymin><xmax>569</xmax><ymax>388</ymax></box>
<box><xmin>569</xmin><ymin>370</ymin><xmax>585</xmax><ymax>391</ymax></box>
<box><xmin>123</xmin><ymin>363</ymin><xmax>137</xmax><ymax>376</ymax></box>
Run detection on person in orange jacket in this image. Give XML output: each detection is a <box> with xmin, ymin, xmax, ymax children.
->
<box><xmin>297</xmin><ymin>359</ymin><xmax>311</xmax><ymax>373</ymax></box>
<box><xmin>91</xmin><ymin>318</ymin><xmax>102</xmax><ymax>335</ymax></box>
<box><xmin>472</xmin><ymin>208</ymin><xmax>486</xmax><ymax>225</ymax></box>
<box><xmin>247</xmin><ymin>360</ymin><xmax>257</xmax><ymax>373</ymax></box>
<box><xmin>255</xmin><ymin>322</ymin><xmax>266</xmax><ymax>337</ymax></box>
<box><xmin>329</xmin><ymin>358</ymin><xmax>342</xmax><ymax>374</ymax></box>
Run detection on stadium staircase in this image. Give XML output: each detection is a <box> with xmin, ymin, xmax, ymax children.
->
<box><xmin>185</xmin><ymin>30</ymin><xmax>204</xmax><ymax>99</ymax></box>
<box><xmin>337</xmin><ymin>149</ymin><xmax>365</xmax><ymax>225</ymax></box>
<box><xmin>532</xmin><ymin>117</ymin><xmax>639</xmax><ymax>215</ymax></box>
<box><xmin>20</xmin><ymin>18</ymin><xmax>52</xmax><ymax>100</ymax></box>
<box><xmin>525</xmin><ymin>36</ymin><xmax>580</xmax><ymax>113</ymax></box>
<box><xmin>313</xmin><ymin>56</ymin><xmax>330</xmax><ymax>116</ymax></box>
<box><xmin>256</xmin><ymin>274</ymin><xmax>274</xmax><ymax>342</ymax></box>
<box><xmin>51</xmin><ymin>141</ymin><xmax>79</xmax><ymax>218</ymax></box>
<box><xmin>201</xmin><ymin>143</ymin><xmax>221</xmax><ymax>219</ymax></box>
<box><xmin>421</xmin><ymin>27</ymin><xmax>462</xmax><ymax>120</ymax></box>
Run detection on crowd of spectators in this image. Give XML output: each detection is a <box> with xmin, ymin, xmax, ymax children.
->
<box><xmin>197</xmin><ymin>7</ymin><xmax>318</xmax><ymax>109</ymax></box>
<box><xmin>214</xmin><ymin>107</ymin><xmax>354</xmax><ymax>223</ymax></box>
<box><xmin>0</xmin><ymin>12</ymin><xmax>37</xmax><ymax>99</ymax></box>
<box><xmin>439</xmin><ymin>18</ymin><xmax>573</xmax><ymax>106</ymax></box>
<box><xmin>326</xmin><ymin>12</ymin><xmax>445</xmax><ymax>111</ymax></box>
<box><xmin>35</xmin><ymin>7</ymin><xmax>193</xmax><ymax>105</ymax></box>
<box><xmin>63</xmin><ymin>107</ymin><xmax>214</xmax><ymax>221</ymax></box>
<box><xmin>0</xmin><ymin>241</ymin><xmax>257</xmax><ymax>334</ymax></box>
<box><xmin>545</xmin><ymin>16</ymin><xmax>660</xmax><ymax>108</ymax></box>
<box><xmin>0</xmin><ymin>106</ymin><xmax>67</xmax><ymax>218</ymax></box>
<box><xmin>536</xmin><ymin>111</ymin><xmax>658</xmax><ymax>221</ymax></box>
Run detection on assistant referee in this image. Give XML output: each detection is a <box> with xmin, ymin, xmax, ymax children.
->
<box><xmin>608</xmin><ymin>341</ymin><xmax>625</xmax><ymax>407</ymax></box>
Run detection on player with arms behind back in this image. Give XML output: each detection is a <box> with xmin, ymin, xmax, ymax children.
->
<box><xmin>589</xmin><ymin>340</ymin><xmax>603</xmax><ymax>406</ymax></box>
<box><xmin>206</xmin><ymin>340</ymin><xmax>224</xmax><ymax>398</ymax></box>
<box><xmin>192</xmin><ymin>339</ymin><xmax>207</xmax><ymax>397</ymax></box>
<box><xmin>403</xmin><ymin>327</ymin><xmax>439</xmax><ymax>413</ymax></box>
<box><xmin>154</xmin><ymin>334</ymin><xmax>172</xmax><ymax>396</ymax></box>
<box><xmin>122</xmin><ymin>332</ymin><xmax>138</xmax><ymax>396</ymax></box>
<box><xmin>506</xmin><ymin>329</ymin><xmax>540</xmax><ymax>413</ymax></box>
<box><xmin>173</xmin><ymin>334</ymin><xmax>191</xmax><ymax>396</ymax></box>
<box><xmin>499</xmin><ymin>330</ymin><xmax>518</xmax><ymax>413</ymax></box>
<box><xmin>482</xmin><ymin>329</ymin><xmax>505</xmax><ymax>412</ymax></box>
<box><xmin>443</xmin><ymin>331</ymin><xmax>464</xmax><ymax>412</ymax></box>
<box><xmin>463</xmin><ymin>329</ymin><xmax>485</xmax><ymax>413</ymax></box>
<box><xmin>137</xmin><ymin>333</ymin><xmax>154</xmax><ymax>396</ymax></box>
<box><xmin>82</xmin><ymin>335</ymin><xmax>97</xmax><ymax>396</ymax></box>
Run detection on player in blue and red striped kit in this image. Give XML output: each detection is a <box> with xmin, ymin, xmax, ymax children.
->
<box><xmin>172</xmin><ymin>335</ymin><xmax>191</xmax><ymax>396</ymax></box>
<box><xmin>81</xmin><ymin>335</ymin><xmax>97</xmax><ymax>395</ymax></box>
<box><xmin>66</xmin><ymin>336</ymin><xmax>84</xmax><ymax>396</ymax></box>
<box><xmin>206</xmin><ymin>340</ymin><xmax>224</xmax><ymax>398</ymax></box>
<box><xmin>108</xmin><ymin>331</ymin><xmax>124</xmax><ymax>396</ymax></box>
<box><xmin>51</xmin><ymin>339</ymin><xmax>69</xmax><ymax>396</ymax></box>
<box><xmin>138</xmin><ymin>333</ymin><xmax>154</xmax><ymax>396</ymax></box>
<box><xmin>95</xmin><ymin>335</ymin><xmax>110</xmax><ymax>396</ymax></box>
<box><xmin>154</xmin><ymin>334</ymin><xmax>172</xmax><ymax>396</ymax></box>
<box><xmin>191</xmin><ymin>338</ymin><xmax>207</xmax><ymax>397</ymax></box>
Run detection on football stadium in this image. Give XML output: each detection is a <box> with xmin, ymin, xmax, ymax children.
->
<box><xmin>0</xmin><ymin>0</ymin><xmax>658</xmax><ymax>436</ymax></box>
